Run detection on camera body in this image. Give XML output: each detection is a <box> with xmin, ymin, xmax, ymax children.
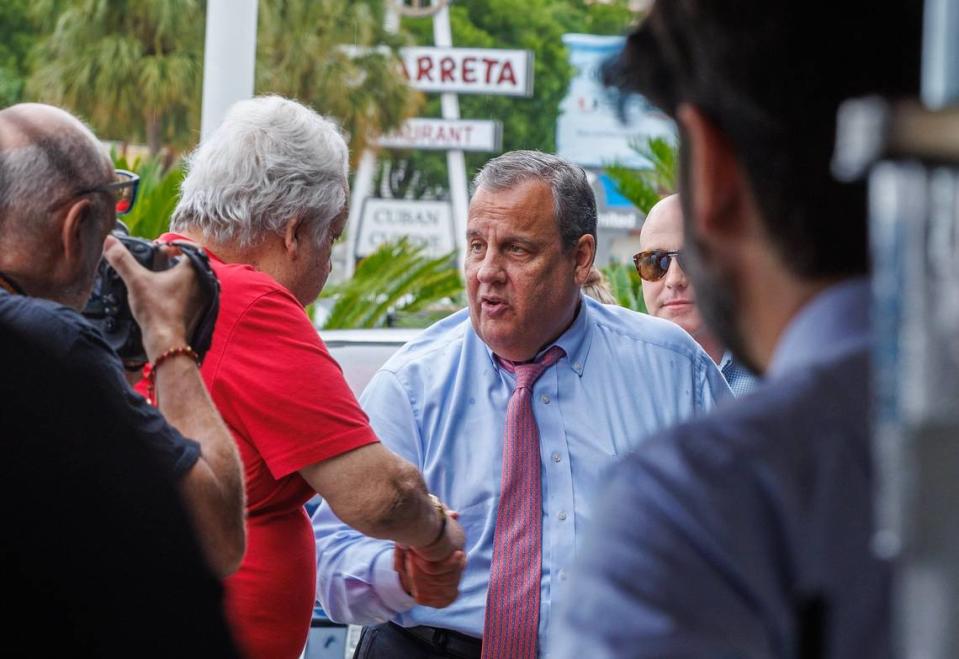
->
<box><xmin>83</xmin><ymin>224</ymin><xmax>220</xmax><ymax>370</ymax></box>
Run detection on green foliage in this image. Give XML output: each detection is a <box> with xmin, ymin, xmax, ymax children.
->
<box><xmin>27</xmin><ymin>0</ymin><xmax>205</xmax><ymax>153</ymax></box>
<box><xmin>384</xmin><ymin>0</ymin><xmax>637</xmax><ymax>196</ymax></box>
<box><xmin>603</xmin><ymin>136</ymin><xmax>678</xmax><ymax>214</ymax></box>
<box><xmin>111</xmin><ymin>152</ymin><xmax>183</xmax><ymax>239</ymax></box>
<box><xmin>256</xmin><ymin>0</ymin><xmax>420</xmax><ymax>161</ymax></box>
<box><xmin>321</xmin><ymin>238</ymin><xmax>463</xmax><ymax>329</ymax></box>
<box><xmin>602</xmin><ymin>261</ymin><xmax>646</xmax><ymax>313</ymax></box>
<box><xmin>0</xmin><ymin>0</ymin><xmax>38</xmax><ymax>107</ymax></box>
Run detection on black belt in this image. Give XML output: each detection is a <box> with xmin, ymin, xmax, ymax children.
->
<box><xmin>390</xmin><ymin>622</ymin><xmax>483</xmax><ymax>659</ymax></box>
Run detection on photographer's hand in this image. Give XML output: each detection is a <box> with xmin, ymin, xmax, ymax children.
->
<box><xmin>103</xmin><ymin>236</ymin><xmax>246</xmax><ymax>578</ymax></box>
<box><xmin>102</xmin><ymin>236</ymin><xmax>203</xmax><ymax>363</ymax></box>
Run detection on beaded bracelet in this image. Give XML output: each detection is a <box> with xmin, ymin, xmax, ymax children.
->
<box><xmin>146</xmin><ymin>345</ymin><xmax>200</xmax><ymax>405</ymax></box>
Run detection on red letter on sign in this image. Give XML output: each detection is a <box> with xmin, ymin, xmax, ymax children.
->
<box><xmin>498</xmin><ymin>60</ymin><xmax>517</xmax><ymax>87</ymax></box>
<box><xmin>417</xmin><ymin>56</ymin><xmax>434</xmax><ymax>82</ymax></box>
<box><xmin>440</xmin><ymin>57</ymin><xmax>456</xmax><ymax>83</ymax></box>
<box><xmin>462</xmin><ymin>57</ymin><xmax>477</xmax><ymax>83</ymax></box>
<box><xmin>482</xmin><ymin>58</ymin><xmax>498</xmax><ymax>84</ymax></box>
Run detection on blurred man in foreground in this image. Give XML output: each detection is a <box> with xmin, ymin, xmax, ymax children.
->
<box><xmin>0</xmin><ymin>103</ymin><xmax>239</xmax><ymax>656</ymax></box>
<box><xmin>637</xmin><ymin>194</ymin><xmax>757</xmax><ymax>395</ymax></box>
<box><xmin>163</xmin><ymin>95</ymin><xmax>465</xmax><ymax>659</ymax></box>
<box><xmin>313</xmin><ymin>150</ymin><xmax>729</xmax><ymax>658</ymax></box>
<box><xmin>553</xmin><ymin>2</ymin><xmax>922</xmax><ymax>658</ymax></box>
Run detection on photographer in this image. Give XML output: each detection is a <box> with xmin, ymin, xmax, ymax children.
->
<box><xmin>0</xmin><ymin>103</ymin><xmax>244</xmax><ymax>655</ymax></box>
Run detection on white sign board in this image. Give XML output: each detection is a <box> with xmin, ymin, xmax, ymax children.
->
<box><xmin>556</xmin><ymin>34</ymin><xmax>675</xmax><ymax>168</ymax></box>
<box><xmin>355</xmin><ymin>198</ymin><xmax>456</xmax><ymax>258</ymax></box>
<box><xmin>376</xmin><ymin>118</ymin><xmax>502</xmax><ymax>152</ymax></box>
<box><xmin>400</xmin><ymin>47</ymin><xmax>534</xmax><ymax>97</ymax></box>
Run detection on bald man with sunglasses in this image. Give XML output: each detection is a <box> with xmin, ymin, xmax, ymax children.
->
<box><xmin>636</xmin><ymin>194</ymin><xmax>758</xmax><ymax>396</ymax></box>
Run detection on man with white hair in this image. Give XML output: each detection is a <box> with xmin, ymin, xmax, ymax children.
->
<box><xmin>312</xmin><ymin>150</ymin><xmax>730</xmax><ymax>658</ymax></box>
<box><xmin>160</xmin><ymin>95</ymin><xmax>465</xmax><ymax>659</ymax></box>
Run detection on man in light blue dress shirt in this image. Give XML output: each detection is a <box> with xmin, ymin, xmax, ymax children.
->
<box><xmin>313</xmin><ymin>151</ymin><xmax>729</xmax><ymax>657</ymax></box>
<box><xmin>553</xmin><ymin>1</ymin><xmax>921</xmax><ymax>658</ymax></box>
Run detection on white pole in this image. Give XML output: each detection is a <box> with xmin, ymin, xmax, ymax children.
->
<box><xmin>200</xmin><ymin>0</ymin><xmax>258</xmax><ymax>142</ymax></box>
<box><xmin>343</xmin><ymin>5</ymin><xmax>400</xmax><ymax>278</ymax></box>
<box><xmin>432</xmin><ymin>2</ymin><xmax>470</xmax><ymax>272</ymax></box>
<box><xmin>343</xmin><ymin>150</ymin><xmax>378</xmax><ymax>278</ymax></box>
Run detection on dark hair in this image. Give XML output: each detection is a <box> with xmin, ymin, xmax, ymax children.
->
<box><xmin>474</xmin><ymin>150</ymin><xmax>597</xmax><ymax>251</ymax></box>
<box><xmin>604</xmin><ymin>1</ymin><xmax>922</xmax><ymax>280</ymax></box>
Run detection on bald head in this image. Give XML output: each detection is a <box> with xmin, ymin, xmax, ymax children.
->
<box><xmin>0</xmin><ymin>103</ymin><xmax>112</xmax><ymax>237</ymax></box>
<box><xmin>639</xmin><ymin>194</ymin><xmax>684</xmax><ymax>252</ymax></box>
<box><xmin>0</xmin><ymin>104</ymin><xmax>115</xmax><ymax>308</ymax></box>
<box><xmin>1</xmin><ymin>103</ymin><xmax>97</xmax><ymax>146</ymax></box>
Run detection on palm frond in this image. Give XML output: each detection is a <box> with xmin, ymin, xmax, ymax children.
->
<box><xmin>322</xmin><ymin>238</ymin><xmax>463</xmax><ymax>329</ymax></box>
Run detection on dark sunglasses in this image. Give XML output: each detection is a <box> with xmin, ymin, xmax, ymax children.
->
<box><xmin>88</xmin><ymin>169</ymin><xmax>140</xmax><ymax>215</ymax></box>
<box><xmin>632</xmin><ymin>249</ymin><xmax>686</xmax><ymax>282</ymax></box>
<box><xmin>51</xmin><ymin>169</ymin><xmax>140</xmax><ymax>216</ymax></box>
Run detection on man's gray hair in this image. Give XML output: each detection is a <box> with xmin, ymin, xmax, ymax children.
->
<box><xmin>171</xmin><ymin>95</ymin><xmax>349</xmax><ymax>247</ymax></box>
<box><xmin>0</xmin><ymin>130</ymin><xmax>108</xmax><ymax>239</ymax></box>
<box><xmin>472</xmin><ymin>150</ymin><xmax>597</xmax><ymax>250</ymax></box>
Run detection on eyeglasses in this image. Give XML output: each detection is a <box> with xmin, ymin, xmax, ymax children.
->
<box><xmin>632</xmin><ymin>249</ymin><xmax>685</xmax><ymax>282</ymax></box>
<box><xmin>50</xmin><ymin>169</ymin><xmax>140</xmax><ymax>216</ymax></box>
<box><xmin>82</xmin><ymin>169</ymin><xmax>140</xmax><ymax>215</ymax></box>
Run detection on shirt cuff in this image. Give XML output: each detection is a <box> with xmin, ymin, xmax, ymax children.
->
<box><xmin>371</xmin><ymin>545</ymin><xmax>417</xmax><ymax>613</ymax></box>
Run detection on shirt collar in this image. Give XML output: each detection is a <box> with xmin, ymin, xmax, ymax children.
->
<box><xmin>768</xmin><ymin>277</ymin><xmax>871</xmax><ymax>378</ymax></box>
<box><xmin>484</xmin><ymin>294</ymin><xmax>594</xmax><ymax>378</ymax></box>
<box><xmin>159</xmin><ymin>232</ymin><xmax>224</xmax><ymax>264</ymax></box>
<box><xmin>719</xmin><ymin>350</ymin><xmax>733</xmax><ymax>371</ymax></box>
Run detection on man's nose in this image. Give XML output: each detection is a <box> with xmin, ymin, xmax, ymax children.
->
<box><xmin>664</xmin><ymin>258</ymin><xmax>687</xmax><ymax>288</ymax></box>
<box><xmin>475</xmin><ymin>251</ymin><xmax>506</xmax><ymax>284</ymax></box>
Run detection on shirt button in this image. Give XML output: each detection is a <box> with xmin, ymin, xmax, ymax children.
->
<box><xmin>558</xmin><ymin>511</ymin><xmax>568</xmax><ymax>521</ymax></box>
<box><xmin>551</xmin><ymin>452</ymin><xmax>562</xmax><ymax>463</ymax></box>
<box><xmin>541</xmin><ymin>394</ymin><xmax>550</xmax><ymax>404</ymax></box>
<box><xmin>573</xmin><ymin>362</ymin><xmax>583</xmax><ymax>372</ymax></box>
<box><xmin>559</xmin><ymin>569</ymin><xmax>568</xmax><ymax>581</ymax></box>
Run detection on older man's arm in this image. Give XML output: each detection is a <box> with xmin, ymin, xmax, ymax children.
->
<box><xmin>312</xmin><ymin>368</ymin><xmax>460</xmax><ymax>623</ymax></box>
<box><xmin>106</xmin><ymin>238</ymin><xmax>246</xmax><ymax>578</ymax></box>
<box><xmin>153</xmin><ymin>354</ymin><xmax>246</xmax><ymax>577</ymax></box>
<box><xmin>301</xmin><ymin>444</ymin><xmax>456</xmax><ymax>551</ymax></box>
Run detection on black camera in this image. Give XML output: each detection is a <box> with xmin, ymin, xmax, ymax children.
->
<box><xmin>83</xmin><ymin>223</ymin><xmax>220</xmax><ymax>371</ymax></box>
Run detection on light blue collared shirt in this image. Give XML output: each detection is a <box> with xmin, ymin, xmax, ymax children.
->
<box><xmin>313</xmin><ymin>295</ymin><xmax>730</xmax><ymax>651</ymax></box>
<box><xmin>719</xmin><ymin>351</ymin><xmax>760</xmax><ymax>397</ymax></box>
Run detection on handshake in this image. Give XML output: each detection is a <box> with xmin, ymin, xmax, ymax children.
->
<box><xmin>395</xmin><ymin>504</ymin><xmax>468</xmax><ymax>608</ymax></box>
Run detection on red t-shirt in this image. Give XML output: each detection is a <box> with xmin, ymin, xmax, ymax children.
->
<box><xmin>156</xmin><ymin>234</ymin><xmax>378</xmax><ymax>658</ymax></box>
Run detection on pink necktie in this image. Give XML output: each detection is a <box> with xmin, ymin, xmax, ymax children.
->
<box><xmin>482</xmin><ymin>345</ymin><xmax>565</xmax><ymax>659</ymax></box>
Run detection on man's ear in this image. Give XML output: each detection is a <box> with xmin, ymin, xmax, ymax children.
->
<box><xmin>676</xmin><ymin>103</ymin><xmax>747</xmax><ymax>244</ymax></box>
<box><xmin>283</xmin><ymin>215</ymin><xmax>305</xmax><ymax>258</ymax></box>
<box><xmin>60</xmin><ymin>199</ymin><xmax>95</xmax><ymax>270</ymax></box>
<box><xmin>571</xmin><ymin>233</ymin><xmax>596</xmax><ymax>286</ymax></box>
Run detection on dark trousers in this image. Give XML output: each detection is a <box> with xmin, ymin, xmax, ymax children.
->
<box><xmin>353</xmin><ymin>622</ymin><xmax>482</xmax><ymax>659</ymax></box>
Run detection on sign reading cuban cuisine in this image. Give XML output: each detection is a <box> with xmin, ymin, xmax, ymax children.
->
<box><xmin>355</xmin><ymin>198</ymin><xmax>456</xmax><ymax>258</ymax></box>
<box><xmin>400</xmin><ymin>47</ymin><xmax>534</xmax><ymax>97</ymax></box>
<box><xmin>376</xmin><ymin>118</ymin><xmax>503</xmax><ymax>152</ymax></box>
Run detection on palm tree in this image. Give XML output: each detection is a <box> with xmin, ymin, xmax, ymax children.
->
<box><xmin>27</xmin><ymin>0</ymin><xmax>204</xmax><ymax>154</ymax></box>
<box><xmin>603</xmin><ymin>136</ymin><xmax>678</xmax><ymax>214</ymax></box>
<box><xmin>321</xmin><ymin>238</ymin><xmax>462</xmax><ymax>329</ymax></box>
<box><xmin>256</xmin><ymin>0</ymin><xmax>421</xmax><ymax>161</ymax></box>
